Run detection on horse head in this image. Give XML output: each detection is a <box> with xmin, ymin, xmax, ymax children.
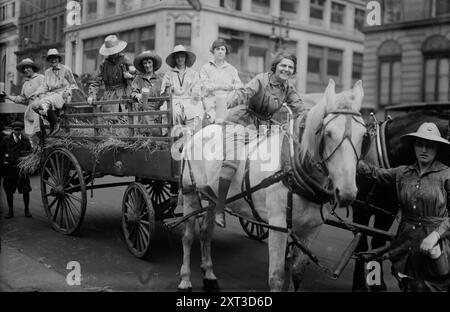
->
<box><xmin>301</xmin><ymin>79</ymin><xmax>366</xmax><ymax>206</ymax></box>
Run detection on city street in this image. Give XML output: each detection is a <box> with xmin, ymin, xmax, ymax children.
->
<box><xmin>0</xmin><ymin>175</ymin><xmax>398</xmax><ymax>292</ymax></box>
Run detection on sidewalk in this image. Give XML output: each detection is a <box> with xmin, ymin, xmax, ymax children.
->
<box><xmin>0</xmin><ymin>242</ymin><xmax>85</xmax><ymax>292</ymax></box>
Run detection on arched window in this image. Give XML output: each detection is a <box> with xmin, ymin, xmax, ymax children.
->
<box><xmin>378</xmin><ymin>40</ymin><xmax>402</xmax><ymax>106</ymax></box>
<box><xmin>422</xmin><ymin>35</ymin><xmax>450</xmax><ymax>102</ymax></box>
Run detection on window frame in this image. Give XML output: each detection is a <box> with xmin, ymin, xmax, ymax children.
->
<box><xmin>422</xmin><ymin>51</ymin><xmax>450</xmax><ymax>102</ymax></box>
<box><xmin>331</xmin><ymin>2</ymin><xmax>345</xmax><ymax>25</ymax></box>
<box><xmin>174</xmin><ymin>23</ymin><xmax>192</xmax><ymax>50</ymax></box>
<box><xmin>377</xmin><ymin>55</ymin><xmax>402</xmax><ymax>106</ymax></box>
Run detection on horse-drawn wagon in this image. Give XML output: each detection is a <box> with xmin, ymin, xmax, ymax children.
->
<box><xmin>34</xmin><ymin>95</ymin><xmax>269</xmax><ymax>259</ymax></box>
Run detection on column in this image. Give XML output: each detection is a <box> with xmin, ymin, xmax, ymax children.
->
<box><xmin>298</xmin><ymin>0</ymin><xmax>310</xmax><ymax>23</ymax></box>
<box><xmin>98</xmin><ymin>0</ymin><xmax>105</xmax><ymax>18</ymax></box>
<box><xmin>271</xmin><ymin>0</ymin><xmax>280</xmax><ymax>17</ymax></box>
<box><xmin>323</xmin><ymin>0</ymin><xmax>331</xmax><ymax>30</ymax></box>
<box><xmin>241</xmin><ymin>0</ymin><xmax>251</xmax><ymax>13</ymax></box>
<box><xmin>342</xmin><ymin>47</ymin><xmax>352</xmax><ymax>90</ymax></box>
<box><xmin>345</xmin><ymin>4</ymin><xmax>354</xmax><ymax>34</ymax></box>
<box><xmin>297</xmin><ymin>39</ymin><xmax>308</xmax><ymax>93</ymax></box>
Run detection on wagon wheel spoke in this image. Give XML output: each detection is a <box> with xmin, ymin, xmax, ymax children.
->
<box><xmin>49</xmin><ymin>156</ymin><xmax>60</xmax><ymax>185</ymax></box>
<box><xmin>66</xmin><ymin>192</ymin><xmax>82</xmax><ymax>203</ymax></box>
<box><xmin>64</xmin><ymin>197</ymin><xmax>80</xmax><ymax>223</ymax></box>
<box><xmin>52</xmin><ymin>201</ymin><xmax>61</xmax><ymax>222</ymax></box>
<box><xmin>44</xmin><ymin>167</ymin><xmax>58</xmax><ymax>186</ymax></box>
<box><xmin>43</xmin><ymin>179</ymin><xmax>57</xmax><ymax>189</ymax></box>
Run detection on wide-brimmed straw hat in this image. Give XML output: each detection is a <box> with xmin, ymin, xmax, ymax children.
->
<box><xmin>99</xmin><ymin>35</ymin><xmax>127</xmax><ymax>56</ymax></box>
<box><xmin>16</xmin><ymin>58</ymin><xmax>40</xmax><ymax>73</ymax></box>
<box><xmin>166</xmin><ymin>45</ymin><xmax>196</xmax><ymax>68</ymax></box>
<box><xmin>46</xmin><ymin>49</ymin><xmax>62</xmax><ymax>62</ymax></box>
<box><xmin>134</xmin><ymin>51</ymin><xmax>162</xmax><ymax>73</ymax></box>
<box><xmin>400</xmin><ymin>122</ymin><xmax>450</xmax><ymax>146</ymax></box>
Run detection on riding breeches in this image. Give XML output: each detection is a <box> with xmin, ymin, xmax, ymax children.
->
<box><xmin>219</xmin><ymin>124</ymin><xmax>258</xmax><ymax>181</ymax></box>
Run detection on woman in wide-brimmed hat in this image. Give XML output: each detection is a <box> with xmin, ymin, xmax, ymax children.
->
<box><xmin>2</xmin><ymin>58</ymin><xmax>44</xmax><ymax>147</ymax></box>
<box><xmin>160</xmin><ymin>45</ymin><xmax>203</xmax><ymax>133</ymax></box>
<box><xmin>199</xmin><ymin>38</ymin><xmax>243</xmax><ymax>124</ymax></box>
<box><xmin>131</xmin><ymin>51</ymin><xmax>165</xmax><ymax>136</ymax></box>
<box><xmin>87</xmin><ymin>35</ymin><xmax>135</xmax><ymax>117</ymax></box>
<box><xmin>31</xmin><ymin>48</ymin><xmax>78</xmax><ymax>135</ymax></box>
<box><xmin>358</xmin><ymin>122</ymin><xmax>450</xmax><ymax>292</ymax></box>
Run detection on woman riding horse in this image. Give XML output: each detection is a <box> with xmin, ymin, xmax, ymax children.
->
<box><xmin>213</xmin><ymin>52</ymin><xmax>305</xmax><ymax>228</ymax></box>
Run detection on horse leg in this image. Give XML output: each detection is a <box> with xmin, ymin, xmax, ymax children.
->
<box><xmin>199</xmin><ymin>206</ymin><xmax>220</xmax><ymax>291</ymax></box>
<box><xmin>290</xmin><ymin>227</ymin><xmax>321</xmax><ymax>291</ymax></box>
<box><xmin>268</xmin><ymin>227</ymin><xmax>288</xmax><ymax>291</ymax></box>
<box><xmin>177</xmin><ymin>193</ymin><xmax>198</xmax><ymax>291</ymax></box>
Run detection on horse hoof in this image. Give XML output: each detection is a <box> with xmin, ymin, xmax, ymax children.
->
<box><xmin>203</xmin><ymin>279</ymin><xmax>220</xmax><ymax>292</ymax></box>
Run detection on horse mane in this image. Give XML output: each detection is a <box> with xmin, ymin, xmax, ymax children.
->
<box><xmin>300</xmin><ymin>89</ymin><xmax>356</xmax><ymax>162</ymax></box>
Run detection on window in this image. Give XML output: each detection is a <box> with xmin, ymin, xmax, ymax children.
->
<box><xmin>86</xmin><ymin>0</ymin><xmax>97</xmax><ymax>20</ymax></box>
<box><xmin>354</xmin><ymin>8</ymin><xmax>365</xmax><ymax>32</ymax></box>
<box><xmin>105</xmin><ymin>0</ymin><xmax>116</xmax><ymax>16</ymax></box>
<box><xmin>352</xmin><ymin>52</ymin><xmax>363</xmax><ymax>84</ymax></box>
<box><xmin>422</xmin><ymin>35</ymin><xmax>450</xmax><ymax>102</ymax></box>
<box><xmin>310</xmin><ymin>0</ymin><xmax>325</xmax><ymax>19</ymax></box>
<box><xmin>248</xmin><ymin>34</ymin><xmax>270</xmax><ymax>74</ymax></box>
<box><xmin>39</xmin><ymin>20</ymin><xmax>46</xmax><ymax>40</ymax></box>
<box><xmin>378</xmin><ymin>40</ymin><xmax>402</xmax><ymax>106</ymax></box>
<box><xmin>58</xmin><ymin>15</ymin><xmax>64</xmax><ymax>42</ymax></box>
<box><xmin>436</xmin><ymin>0</ymin><xmax>450</xmax><ymax>16</ymax></box>
<box><xmin>307</xmin><ymin>44</ymin><xmax>343</xmax><ymax>92</ymax></box>
<box><xmin>383</xmin><ymin>0</ymin><xmax>402</xmax><ymax>23</ymax></box>
<box><xmin>83</xmin><ymin>36</ymin><xmax>104</xmax><ymax>75</ymax></box>
<box><xmin>331</xmin><ymin>2</ymin><xmax>345</xmax><ymax>24</ymax></box>
<box><xmin>175</xmin><ymin>23</ymin><xmax>192</xmax><ymax>50</ymax></box>
<box><xmin>219</xmin><ymin>27</ymin><xmax>245</xmax><ymax>75</ymax></box>
<box><xmin>120</xmin><ymin>0</ymin><xmax>133</xmax><ymax>12</ymax></box>
<box><xmin>251</xmin><ymin>0</ymin><xmax>270</xmax><ymax>15</ymax></box>
<box><xmin>281</xmin><ymin>0</ymin><xmax>297</xmax><ymax>13</ymax></box>
<box><xmin>52</xmin><ymin>17</ymin><xmax>58</xmax><ymax>42</ymax></box>
<box><xmin>220</xmin><ymin>0</ymin><xmax>242</xmax><ymax>10</ymax></box>
<box><xmin>119</xmin><ymin>29</ymin><xmax>136</xmax><ymax>61</ymax></box>
<box><xmin>12</xmin><ymin>2</ymin><xmax>15</xmax><ymax>17</ymax></box>
<box><xmin>139</xmin><ymin>26</ymin><xmax>155</xmax><ymax>52</ymax></box>
<box><xmin>0</xmin><ymin>6</ymin><xmax>6</xmax><ymax>21</ymax></box>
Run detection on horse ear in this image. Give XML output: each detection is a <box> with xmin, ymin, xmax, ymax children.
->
<box><xmin>353</xmin><ymin>80</ymin><xmax>364</xmax><ymax>110</ymax></box>
<box><xmin>325</xmin><ymin>79</ymin><xmax>336</xmax><ymax>112</ymax></box>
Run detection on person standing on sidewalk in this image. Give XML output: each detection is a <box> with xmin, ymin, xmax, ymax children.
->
<box><xmin>0</xmin><ymin>121</ymin><xmax>32</xmax><ymax>219</ymax></box>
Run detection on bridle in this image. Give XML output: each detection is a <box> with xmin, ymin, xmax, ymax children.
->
<box><xmin>316</xmin><ymin>109</ymin><xmax>367</xmax><ymax>168</ymax></box>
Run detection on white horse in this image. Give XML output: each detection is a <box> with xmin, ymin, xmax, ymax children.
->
<box><xmin>177</xmin><ymin>79</ymin><xmax>365</xmax><ymax>291</ymax></box>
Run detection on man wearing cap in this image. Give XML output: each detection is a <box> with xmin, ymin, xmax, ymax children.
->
<box><xmin>31</xmin><ymin>49</ymin><xmax>78</xmax><ymax>135</ymax></box>
<box><xmin>131</xmin><ymin>50</ymin><xmax>165</xmax><ymax>136</ymax></box>
<box><xmin>0</xmin><ymin>121</ymin><xmax>32</xmax><ymax>218</ymax></box>
<box><xmin>200</xmin><ymin>38</ymin><xmax>243</xmax><ymax>124</ymax></box>
<box><xmin>161</xmin><ymin>45</ymin><xmax>202</xmax><ymax>133</ymax></box>
<box><xmin>2</xmin><ymin>58</ymin><xmax>44</xmax><ymax>148</ymax></box>
<box><xmin>88</xmin><ymin>35</ymin><xmax>135</xmax><ymax>114</ymax></box>
<box><xmin>358</xmin><ymin>122</ymin><xmax>450</xmax><ymax>291</ymax></box>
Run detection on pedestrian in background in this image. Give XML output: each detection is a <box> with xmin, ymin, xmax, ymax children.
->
<box><xmin>0</xmin><ymin>121</ymin><xmax>32</xmax><ymax>219</ymax></box>
<box><xmin>200</xmin><ymin>39</ymin><xmax>243</xmax><ymax>124</ymax></box>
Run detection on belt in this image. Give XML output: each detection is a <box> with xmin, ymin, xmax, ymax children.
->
<box><xmin>105</xmin><ymin>85</ymin><xmax>125</xmax><ymax>91</ymax></box>
<box><xmin>402</xmin><ymin>213</ymin><xmax>446</xmax><ymax>227</ymax></box>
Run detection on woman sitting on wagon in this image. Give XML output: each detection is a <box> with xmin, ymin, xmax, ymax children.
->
<box><xmin>200</xmin><ymin>39</ymin><xmax>243</xmax><ymax>124</ymax></box>
<box><xmin>161</xmin><ymin>45</ymin><xmax>203</xmax><ymax>134</ymax></box>
<box><xmin>131</xmin><ymin>51</ymin><xmax>165</xmax><ymax>136</ymax></box>
<box><xmin>2</xmin><ymin>58</ymin><xmax>44</xmax><ymax>148</ymax></box>
<box><xmin>31</xmin><ymin>49</ymin><xmax>78</xmax><ymax>135</ymax></box>
<box><xmin>358</xmin><ymin>122</ymin><xmax>450</xmax><ymax>292</ymax></box>
<box><xmin>213</xmin><ymin>52</ymin><xmax>305</xmax><ymax>228</ymax></box>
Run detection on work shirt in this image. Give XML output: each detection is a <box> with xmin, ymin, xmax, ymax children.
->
<box><xmin>35</xmin><ymin>64</ymin><xmax>77</xmax><ymax>96</ymax></box>
<box><xmin>161</xmin><ymin>67</ymin><xmax>200</xmax><ymax>97</ymax></box>
<box><xmin>358</xmin><ymin>160</ymin><xmax>450</xmax><ymax>279</ymax></box>
<box><xmin>226</xmin><ymin>72</ymin><xmax>304</xmax><ymax>126</ymax></box>
<box><xmin>131</xmin><ymin>73</ymin><xmax>164</xmax><ymax>110</ymax></box>
<box><xmin>89</xmin><ymin>53</ymin><xmax>133</xmax><ymax>98</ymax></box>
<box><xmin>200</xmin><ymin>60</ymin><xmax>242</xmax><ymax>96</ymax></box>
<box><xmin>11</xmin><ymin>73</ymin><xmax>44</xmax><ymax>104</ymax></box>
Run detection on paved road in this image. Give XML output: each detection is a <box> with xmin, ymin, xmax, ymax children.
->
<box><xmin>0</xmin><ymin>175</ymin><xmax>398</xmax><ymax>292</ymax></box>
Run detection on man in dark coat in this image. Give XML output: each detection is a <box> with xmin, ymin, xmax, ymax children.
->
<box><xmin>0</xmin><ymin>121</ymin><xmax>32</xmax><ymax>218</ymax></box>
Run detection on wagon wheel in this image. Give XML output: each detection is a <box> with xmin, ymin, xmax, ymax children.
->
<box><xmin>40</xmin><ymin>148</ymin><xmax>87</xmax><ymax>235</ymax></box>
<box><xmin>238</xmin><ymin>218</ymin><xmax>269</xmax><ymax>241</ymax></box>
<box><xmin>122</xmin><ymin>182</ymin><xmax>155</xmax><ymax>258</ymax></box>
<box><xmin>145</xmin><ymin>180</ymin><xmax>177</xmax><ymax>218</ymax></box>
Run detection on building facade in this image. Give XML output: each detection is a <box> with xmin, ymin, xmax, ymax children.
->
<box><xmin>66</xmin><ymin>0</ymin><xmax>365</xmax><ymax>93</ymax></box>
<box><xmin>15</xmin><ymin>0</ymin><xmax>67</xmax><ymax>74</ymax></box>
<box><xmin>362</xmin><ymin>0</ymin><xmax>450</xmax><ymax>114</ymax></box>
<box><xmin>0</xmin><ymin>0</ymin><xmax>19</xmax><ymax>93</ymax></box>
